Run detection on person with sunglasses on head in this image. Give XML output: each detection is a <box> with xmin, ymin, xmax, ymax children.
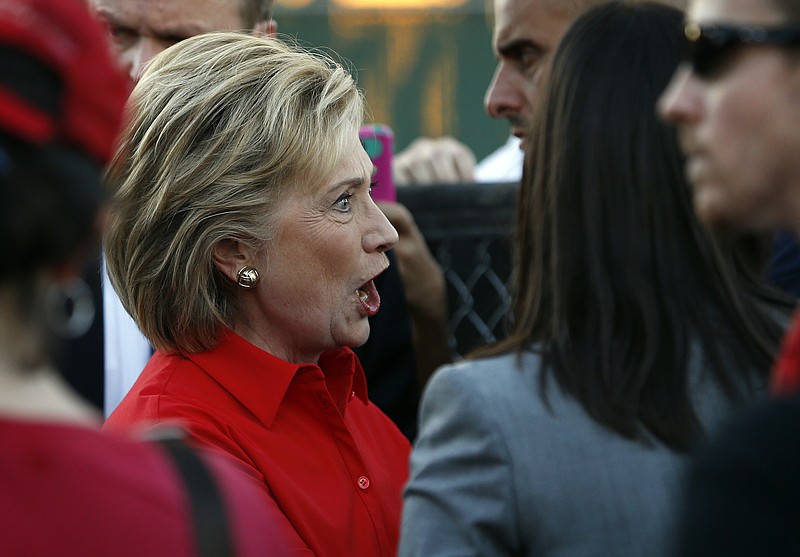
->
<box><xmin>660</xmin><ymin>1</ymin><xmax>800</xmax><ymax>395</ymax></box>
<box><xmin>659</xmin><ymin>0</ymin><xmax>800</xmax><ymax>303</ymax></box>
<box><xmin>659</xmin><ymin>1</ymin><xmax>800</xmax><ymax>555</ymax></box>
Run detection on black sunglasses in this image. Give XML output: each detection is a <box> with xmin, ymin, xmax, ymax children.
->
<box><xmin>683</xmin><ymin>21</ymin><xmax>800</xmax><ymax>78</ymax></box>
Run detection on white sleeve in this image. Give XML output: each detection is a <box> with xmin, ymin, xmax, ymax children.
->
<box><xmin>102</xmin><ymin>258</ymin><xmax>152</xmax><ymax>417</ymax></box>
<box><xmin>474</xmin><ymin>136</ymin><xmax>523</xmax><ymax>183</ymax></box>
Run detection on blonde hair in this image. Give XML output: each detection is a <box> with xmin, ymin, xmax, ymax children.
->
<box><xmin>105</xmin><ymin>32</ymin><xmax>364</xmax><ymax>353</ymax></box>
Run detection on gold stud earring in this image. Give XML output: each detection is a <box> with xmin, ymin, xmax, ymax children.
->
<box><xmin>236</xmin><ymin>265</ymin><xmax>260</xmax><ymax>288</ymax></box>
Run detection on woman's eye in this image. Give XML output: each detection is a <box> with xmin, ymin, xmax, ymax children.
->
<box><xmin>333</xmin><ymin>193</ymin><xmax>352</xmax><ymax>212</ymax></box>
<box><xmin>368</xmin><ymin>181</ymin><xmax>378</xmax><ymax>197</ymax></box>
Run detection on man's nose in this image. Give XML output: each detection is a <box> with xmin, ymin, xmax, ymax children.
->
<box><xmin>484</xmin><ymin>62</ymin><xmax>523</xmax><ymax>120</ymax></box>
<box><xmin>122</xmin><ymin>38</ymin><xmax>163</xmax><ymax>82</ymax></box>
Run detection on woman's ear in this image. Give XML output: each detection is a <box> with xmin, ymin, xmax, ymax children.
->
<box><xmin>212</xmin><ymin>239</ymin><xmax>250</xmax><ymax>284</ymax></box>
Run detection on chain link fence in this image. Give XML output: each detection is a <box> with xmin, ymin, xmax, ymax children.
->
<box><xmin>398</xmin><ymin>182</ymin><xmax>517</xmax><ymax>359</ymax></box>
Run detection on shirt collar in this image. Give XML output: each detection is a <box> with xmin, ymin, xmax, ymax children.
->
<box><xmin>184</xmin><ymin>329</ymin><xmax>369</xmax><ymax>428</ymax></box>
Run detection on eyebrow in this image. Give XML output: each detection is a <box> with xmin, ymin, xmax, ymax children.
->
<box><xmin>329</xmin><ymin>176</ymin><xmax>368</xmax><ymax>192</ymax></box>
<box><xmin>497</xmin><ymin>38</ymin><xmax>546</xmax><ymax>59</ymax></box>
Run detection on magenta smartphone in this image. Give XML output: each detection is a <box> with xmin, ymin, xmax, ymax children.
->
<box><xmin>359</xmin><ymin>123</ymin><xmax>396</xmax><ymax>202</ymax></box>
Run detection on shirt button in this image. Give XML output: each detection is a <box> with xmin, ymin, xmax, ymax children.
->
<box><xmin>357</xmin><ymin>476</ymin><xmax>370</xmax><ymax>490</ymax></box>
<box><xmin>349</xmin><ymin>390</ymin><xmax>355</xmax><ymax>401</ymax></box>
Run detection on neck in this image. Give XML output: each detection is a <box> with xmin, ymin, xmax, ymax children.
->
<box><xmin>0</xmin><ymin>358</ymin><xmax>101</xmax><ymax>426</ymax></box>
<box><xmin>0</xmin><ymin>283</ymin><xmax>100</xmax><ymax>426</ymax></box>
<box><xmin>231</xmin><ymin>322</ymin><xmax>321</xmax><ymax>365</ymax></box>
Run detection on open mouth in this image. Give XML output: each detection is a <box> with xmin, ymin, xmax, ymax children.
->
<box><xmin>356</xmin><ymin>279</ymin><xmax>381</xmax><ymax>317</ymax></box>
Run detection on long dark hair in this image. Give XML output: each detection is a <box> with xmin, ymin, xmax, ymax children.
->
<box><xmin>480</xmin><ymin>1</ymin><xmax>793</xmax><ymax>452</ymax></box>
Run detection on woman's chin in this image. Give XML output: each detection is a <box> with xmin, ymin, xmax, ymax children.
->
<box><xmin>336</xmin><ymin>323</ymin><xmax>371</xmax><ymax>350</ymax></box>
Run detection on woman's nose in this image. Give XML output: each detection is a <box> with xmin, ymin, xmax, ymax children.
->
<box><xmin>365</xmin><ymin>202</ymin><xmax>399</xmax><ymax>253</ymax></box>
<box><xmin>658</xmin><ymin>66</ymin><xmax>699</xmax><ymax>126</ymax></box>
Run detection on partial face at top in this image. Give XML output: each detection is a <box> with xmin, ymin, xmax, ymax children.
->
<box><xmin>658</xmin><ymin>0</ymin><xmax>800</xmax><ymax>233</ymax></box>
<box><xmin>229</xmin><ymin>134</ymin><xmax>399</xmax><ymax>364</ymax></box>
<box><xmin>484</xmin><ymin>0</ymin><xmax>576</xmax><ymax>149</ymax></box>
<box><xmin>90</xmin><ymin>0</ymin><xmax>246</xmax><ymax>82</ymax></box>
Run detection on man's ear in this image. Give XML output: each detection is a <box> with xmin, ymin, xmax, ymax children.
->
<box><xmin>212</xmin><ymin>239</ymin><xmax>251</xmax><ymax>283</ymax></box>
<box><xmin>251</xmin><ymin>18</ymin><xmax>277</xmax><ymax>39</ymax></box>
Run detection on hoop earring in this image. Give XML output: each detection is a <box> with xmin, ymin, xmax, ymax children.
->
<box><xmin>45</xmin><ymin>276</ymin><xmax>96</xmax><ymax>339</ymax></box>
<box><xmin>236</xmin><ymin>265</ymin><xmax>260</xmax><ymax>288</ymax></box>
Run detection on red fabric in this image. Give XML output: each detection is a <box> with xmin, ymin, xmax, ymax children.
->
<box><xmin>772</xmin><ymin>310</ymin><xmax>800</xmax><ymax>397</ymax></box>
<box><xmin>105</xmin><ymin>329</ymin><xmax>411</xmax><ymax>557</ymax></box>
<box><xmin>0</xmin><ymin>89</ymin><xmax>54</xmax><ymax>142</ymax></box>
<box><xmin>0</xmin><ymin>417</ymin><xmax>288</xmax><ymax>556</ymax></box>
<box><xmin>0</xmin><ymin>0</ymin><xmax>129</xmax><ymax>164</ymax></box>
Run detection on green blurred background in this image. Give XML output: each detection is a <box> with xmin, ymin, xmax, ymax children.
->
<box><xmin>273</xmin><ymin>0</ymin><xmax>509</xmax><ymax>161</ymax></box>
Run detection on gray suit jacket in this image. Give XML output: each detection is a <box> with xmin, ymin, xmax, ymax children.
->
<box><xmin>399</xmin><ymin>351</ymin><xmax>764</xmax><ymax>557</ymax></box>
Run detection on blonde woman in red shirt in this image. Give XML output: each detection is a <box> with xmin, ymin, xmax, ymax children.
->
<box><xmin>103</xmin><ymin>32</ymin><xmax>410</xmax><ymax>556</ymax></box>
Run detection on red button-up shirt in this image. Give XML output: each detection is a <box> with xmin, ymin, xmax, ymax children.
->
<box><xmin>104</xmin><ymin>329</ymin><xmax>411</xmax><ymax>557</ymax></box>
